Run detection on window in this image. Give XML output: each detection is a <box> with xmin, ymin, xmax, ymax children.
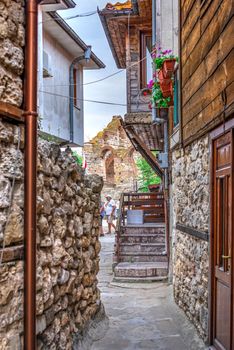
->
<box><xmin>73</xmin><ymin>68</ymin><xmax>78</xmax><ymax>108</ymax></box>
<box><xmin>140</xmin><ymin>31</ymin><xmax>152</xmax><ymax>88</ymax></box>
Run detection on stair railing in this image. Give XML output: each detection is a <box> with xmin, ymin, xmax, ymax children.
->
<box><xmin>115</xmin><ymin>193</ymin><xmax>124</xmax><ymax>261</ymax></box>
<box><xmin>114</xmin><ymin>192</ymin><xmax>165</xmax><ymax>263</ymax></box>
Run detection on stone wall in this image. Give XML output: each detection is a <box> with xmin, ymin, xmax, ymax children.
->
<box><xmin>0</xmin><ymin>0</ymin><xmax>25</xmax><ymax>107</ymax></box>
<box><xmin>84</xmin><ymin>116</ymin><xmax>139</xmax><ymax>203</ymax></box>
<box><xmin>171</xmin><ymin>135</ymin><xmax>209</xmax><ymax>341</ymax></box>
<box><xmin>0</xmin><ymin>124</ymin><xmax>104</xmax><ymax>349</ymax></box>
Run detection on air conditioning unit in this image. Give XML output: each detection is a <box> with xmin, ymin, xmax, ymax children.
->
<box><xmin>43</xmin><ymin>51</ymin><xmax>53</xmax><ymax>78</ymax></box>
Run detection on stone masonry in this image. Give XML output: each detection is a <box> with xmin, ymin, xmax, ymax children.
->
<box><xmin>0</xmin><ymin>0</ymin><xmax>25</xmax><ymax>107</ymax></box>
<box><xmin>0</xmin><ymin>1</ymin><xmax>106</xmax><ymax>348</ymax></box>
<box><xmin>0</xmin><ymin>127</ymin><xmax>104</xmax><ymax>349</ymax></box>
<box><xmin>84</xmin><ymin>116</ymin><xmax>139</xmax><ymax>202</ymax></box>
<box><xmin>171</xmin><ymin>135</ymin><xmax>209</xmax><ymax>341</ymax></box>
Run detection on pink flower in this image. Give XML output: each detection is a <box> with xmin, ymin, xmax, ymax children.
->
<box><xmin>147</xmin><ymin>79</ymin><xmax>154</xmax><ymax>89</ymax></box>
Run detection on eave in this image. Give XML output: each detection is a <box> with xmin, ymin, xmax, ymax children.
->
<box><xmin>46</xmin><ymin>12</ymin><xmax>106</xmax><ymax>69</ymax></box>
<box><xmin>39</xmin><ymin>0</ymin><xmax>76</xmax><ymax>10</ymax></box>
<box><xmin>124</xmin><ymin>112</ymin><xmax>164</xmax><ymax>151</ymax></box>
<box><xmin>98</xmin><ymin>0</ymin><xmax>151</xmax><ymax>69</ymax></box>
<box><xmin>121</xmin><ymin>116</ymin><xmax>164</xmax><ymax>179</ymax></box>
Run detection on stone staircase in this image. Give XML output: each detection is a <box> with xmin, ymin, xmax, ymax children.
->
<box><xmin>113</xmin><ymin>223</ymin><xmax>168</xmax><ymax>282</ymax></box>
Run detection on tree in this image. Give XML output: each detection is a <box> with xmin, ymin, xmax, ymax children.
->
<box><xmin>136</xmin><ymin>156</ymin><xmax>161</xmax><ymax>192</ymax></box>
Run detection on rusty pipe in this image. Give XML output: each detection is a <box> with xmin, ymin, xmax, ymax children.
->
<box><xmin>24</xmin><ymin>0</ymin><xmax>38</xmax><ymax>348</ymax></box>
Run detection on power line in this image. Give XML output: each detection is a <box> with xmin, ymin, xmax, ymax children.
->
<box><xmin>39</xmin><ymin>90</ymin><xmax>127</xmax><ymax>107</ymax></box>
<box><xmin>41</xmin><ymin>47</ymin><xmax>157</xmax><ymax>89</ymax></box>
<box><xmin>39</xmin><ymin>11</ymin><xmax>97</xmax><ymax>24</ymax></box>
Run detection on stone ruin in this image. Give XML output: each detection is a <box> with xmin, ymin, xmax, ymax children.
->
<box><xmin>84</xmin><ymin>116</ymin><xmax>139</xmax><ymax>203</ymax></box>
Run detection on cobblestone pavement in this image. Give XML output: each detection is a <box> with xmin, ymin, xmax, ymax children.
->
<box><xmin>91</xmin><ymin>234</ymin><xmax>208</xmax><ymax>350</ymax></box>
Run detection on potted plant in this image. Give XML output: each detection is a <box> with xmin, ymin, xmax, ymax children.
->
<box><xmin>158</xmin><ymin>69</ymin><xmax>173</xmax><ymax>98</ymax></box>
<box><xmin>152</xmin><ymin>48</ymin><xmax>177</xmax><ymax>78</ymax></box>
<box><xmin>163</xmin><ymin>59</ymin><xmax>176</xmax><ymax>78</ymax></box>
<box><xmin>150</xmin><ymin>81</ymin><xmax>172</xmax><ymax>118</ymax></box>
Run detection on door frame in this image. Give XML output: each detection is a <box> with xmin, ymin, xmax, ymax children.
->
<box><xmin>209</xmin><ymin>117</ymin><xmax>234</xmax><ymax>348</ymax></box>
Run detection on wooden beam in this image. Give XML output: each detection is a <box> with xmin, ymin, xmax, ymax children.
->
<box><xmin>124</xmin><ymin>124</ymin><xmax>164</xmax><ymax>179</ymax></box>
<box><xmin>0</xmin><ymin>101</ymin><xmax>25</xmax><ymax>123</ymax></box>
<box><xmin>0</xmin><ymin>245</ymin><xmax>24</xmax><ymax>263</ymax></box>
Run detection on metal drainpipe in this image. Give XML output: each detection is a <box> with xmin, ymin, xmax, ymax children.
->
<box><xmin>69</xmin><ymin>58</ymin><xmax>83</xmax><ymax>144</ymax></box>
<box><xmin>24</xmin><ymin>0</ymin><xmax>39</xmax><ymax>348</ymax></box>
<box><xmin>69</xmin><ymin>47</ymin><xmax>91</xmax><ymax>144</ymax></box>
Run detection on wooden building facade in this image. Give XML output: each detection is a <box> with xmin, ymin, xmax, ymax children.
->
<box><xmin>172</xmin><ymin>0</ymin><xmax>234</xmax><ymax>348</ymax></box>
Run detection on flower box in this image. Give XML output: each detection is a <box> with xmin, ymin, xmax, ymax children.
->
<box><xmin>158</xmin><ymin>70</ymin><xmax>173</xmax><ymax>98</ymax></box>
<box><xmin>162</xmin><ymin>59</ymin><xmax>176</xmax><ymax>78</ymax></box>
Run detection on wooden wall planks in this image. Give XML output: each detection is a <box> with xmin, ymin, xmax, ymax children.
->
<box><xmin>181</xmin><ymin>0</ymin><xmax>234</xmax><ymax>145</ymax></box>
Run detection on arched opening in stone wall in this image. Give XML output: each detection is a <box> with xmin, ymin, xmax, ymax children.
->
<box><xmin>101</xmin><ymin>147</ymin><xmax>115</xmax><ymax>184</ymax></box>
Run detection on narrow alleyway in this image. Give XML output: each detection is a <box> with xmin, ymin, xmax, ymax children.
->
<box><xmin>92</xmin><ymin>234</ymin><xmax>208</xmax><ymax>350</ymax></box>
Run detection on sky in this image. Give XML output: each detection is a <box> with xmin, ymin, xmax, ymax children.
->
<box><xmin>59</xmin><ymin>0</ymin><xmax>127</xmax><ymax>141</ymax></box>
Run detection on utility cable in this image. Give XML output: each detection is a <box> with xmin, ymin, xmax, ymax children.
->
<box><xmin>39</xmin><ymin>11</ymin><xmax>97</xmax><ymax>24</ymax></box>
<box><xmin>0</xmin><ymin>127</ymin><xmax>21</xmax><ymax>266</ymax></box>
<box><xmin>42</xmin><ymin>47</ymin><xmax>157</xmax><ymax>89</ymax></box>
<box><xmin>39</xmin><ymin>90</ymin><xmax>127</xmax><ymax>106</ymax></box>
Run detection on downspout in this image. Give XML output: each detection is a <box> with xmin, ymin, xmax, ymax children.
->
<box><xmin>69</xmin><ymin>46</ymin><xmax>91</xmax><ymax>144</ymax></box>
<box><xmin>152</xmin><ymin>0</ymin><xmax>157</xmax><ymax>123</ymax></box>
<box><xmin>152</xmin><ymin>0</ymin><xmax>169</xmax><ymax>259</ymax></box>
<box><xmin>24</xmin><ymin>0</ymin><xmax>39</xmax><ymax>348</ymax></box>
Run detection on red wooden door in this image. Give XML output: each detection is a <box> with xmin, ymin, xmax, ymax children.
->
<box><xmin>211</xmin><ymin>130</ymin><xmax>233</xmax><ymax>350</ymax></box>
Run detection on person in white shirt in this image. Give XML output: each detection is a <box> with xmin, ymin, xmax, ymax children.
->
<box><xmin>104</xmin><ymin>195</ymin><xmax>116</xmax><ymax>234</ymax></box>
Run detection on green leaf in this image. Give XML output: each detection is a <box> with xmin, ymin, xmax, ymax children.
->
<box><xmin>136</xmin><ymin>155</ymin><xmax>161</xmax><ymax>192</ymax></box>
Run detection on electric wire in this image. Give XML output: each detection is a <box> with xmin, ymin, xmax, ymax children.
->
<box><xmin>39</xmin><ymin>90</ymin><xmax>127</xmax><ymax>106</ymax></box>
<box><xmin>41</xmin><ymin>47</ymin><xmax>157</xmax><ymax>89</ymax></box>
<box><xmin>39</xmin><ymin>11</ymin><xmax>97</xmax><ymax>24</ymax></box>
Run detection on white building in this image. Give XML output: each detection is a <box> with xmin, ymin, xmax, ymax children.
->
<box><xmin>38</xmin><ymin>0</ymin><xmax>105</xmax><ymax>146</ymax></box>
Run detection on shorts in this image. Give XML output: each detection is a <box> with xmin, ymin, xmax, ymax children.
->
<box><xmin>106</xmin><ymin>215</ymin><xmax>115</xmax><ymax>224</ymax></box>
<box><xmin>99</xmin><ymin>215</ymin><xmax>104</xmax><ymax>226</ymax></box>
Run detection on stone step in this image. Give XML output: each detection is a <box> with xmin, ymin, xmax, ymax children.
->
<box><xmin>113</xmin><ymin>275</ymin><xmax>168</xmax><ymax>283</ymax></box>
<box><xmin>119</xmin><ymin>253</ymin><xmax>168</xmax><ymax>263</ymax></box>
<box><xmin>122</xmin><ymin>225</ymin><xmax>165</xmax><ymax>235</ymax></box>
<box><xmin>114</xmin><ymin>262</ymin><xmax>168</xmax><ymax>279</ymax></box>
<box><xmin>119</xmin><ymin>234</ymin><xmax>165</xmax><ymax>244</ymax></box>
<box><xmin>119</xmin><ymin>243</ymin><xmax>165</xmax><ymax>254</ymax></box>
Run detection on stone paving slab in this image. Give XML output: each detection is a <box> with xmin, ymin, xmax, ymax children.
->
<box><xmin>91</xmin><ymin>235</ymin><xmax>208</xmax><ymax>350</ymax></box>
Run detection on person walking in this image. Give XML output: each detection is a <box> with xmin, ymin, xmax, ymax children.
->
<box><xmin>104</xmin><ymin>195</ymin><xmax>116</xmax><ymax>234</ymax></box>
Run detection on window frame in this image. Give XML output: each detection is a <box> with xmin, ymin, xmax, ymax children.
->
<box><xmin>140</xmin><ymin>31</ymin><xmax>152</xmax><ymax>89</ymax></box>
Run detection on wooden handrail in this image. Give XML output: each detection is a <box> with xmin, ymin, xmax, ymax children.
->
<box><xmin>115</xmin><ymin>193</ymin><xmax>124</xmax><ymax>261</ymax></box>
<box><xmin>114</xmin><ymin>191</ymin><xmax>165</xmax><ymax>263</ymax></box>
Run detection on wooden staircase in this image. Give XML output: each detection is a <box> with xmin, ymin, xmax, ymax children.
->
<box><xmin>113</xmin><ymin>192</ymin><xmax>168</xmax><ymax>282</ymax></box>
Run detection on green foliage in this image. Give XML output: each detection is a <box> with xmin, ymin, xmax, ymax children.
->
<box><xmin>152</xmin><ymin>82</ymin><xmax>171</xmax><ymax>108</ymax></box>
<box><xmin>72</xmin><ymin>151</ymin><xmax>83</xmax><ymax>166</ymax></box>
<box><xmin>153</xmin><ymin>48</ymin><xmax>178</xmax><ymax>70</ymax></box>
<box><xmin>136</xmin><ymin>156</ymin><xmax>161</xmax><ymax>192</ymax></box>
